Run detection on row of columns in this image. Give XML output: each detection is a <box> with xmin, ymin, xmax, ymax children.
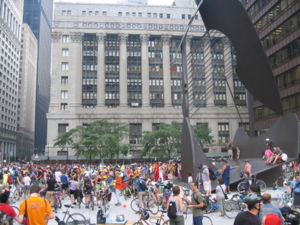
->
<box><xmin>0</xmin><ymin>141</ymin><xmax>16</xmax><ymax>164</ymax></box>
<box><xmin>65</xmin><ymin>33</ymin><xmax>235</xmax><ymax>108</ymax></box>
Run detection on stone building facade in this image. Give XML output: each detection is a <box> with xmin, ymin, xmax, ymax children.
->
<box><xmin>47</xmin><ymin>2</ymin><xmax>249</xmax><ymax>158</ymax></box>
<box><xmin>0</xmin><ymin>0</ymin><xmax>23</xmax><ymax>162</ymax></box>
<box><xmin>17</xmin><ymin>23</ymin><xmax>38</xmax><ymax>161</ymax></box>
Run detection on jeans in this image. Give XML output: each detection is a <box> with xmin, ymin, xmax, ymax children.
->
<box><xmin>115</xmin><ymin>189</ymin><xmax>121</xmax><ymax>204</ymax></box>
<box><xmin>193</xmin><ymin>216</ymin><xmax>203</xmax><ymax>225</ymax></box>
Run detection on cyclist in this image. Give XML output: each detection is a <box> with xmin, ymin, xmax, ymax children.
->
<box><xmin>83</xmin><ymin>175</ymin><xmax>93</xmax><ymax>208</ymax></box>
<box><xmin>45</xmin><ymin>174</ymin><xmax>56</xmax><ymax>207</ymax></box>
<box><xmin>135</xmin><ymin>175</ymin><xmax>147</xmax><ymax>208</ymax></box>
<box><xmin>60</xmin><ymin>171</ymin><xmax>69</xmax><ymax>200</ymax></box>
<box><xmin>233</xmin><ymin>192</ymin><xmax>262</xmax><ymax>225</ymax></box>
<box><xmin>69</xmin><ymin>175</ymin><xmax>80</xmax><ymax>206</ymax></box>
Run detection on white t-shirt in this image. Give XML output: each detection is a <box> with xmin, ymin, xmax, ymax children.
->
<box><xmin>282</xmin><ymin>153</ymin><xmax>288</xmax><ymax>162</ymax></box>
<box><xmin>216</xmin><ymin>184</ymin><xmax>226</xmax><ymax>199</ymax></box>
<box><xmin>55</xmin><ymin>171</ymin><xmax>62</xmax><ymax>182</ymax></box>
<box><xmin>23</xmin><ymin>176</ymin><xmax>31</xmax><ymax>186</ymax></box>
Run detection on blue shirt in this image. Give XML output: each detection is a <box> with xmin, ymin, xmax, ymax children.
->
<box><xmin>136</xmin><ymin>179</ymin><xmax>146</xmax><ymax>192</ymax></box>
<box><xmin>290</xmin><ymin>180</ymin><xmax>300</xmax><ymax>193</ymax></box>
<box><xmin>259</xmin><ymin>203</ymin><xmax>284</xmax><ymax>224</ymax></box>
<box><xmin>61</xmin><ymin>174</ymin><xmax>68</xmax><ymax>184</ymax></box>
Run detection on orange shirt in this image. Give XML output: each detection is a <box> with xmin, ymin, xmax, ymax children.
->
<box><xmin>115</xmin><ymin>177</ymin><xmax>123</xmax><ymax>190</ymax></box>
<box><xmin>19</xmin><ymin>196</ymin><xmax>53</xmax><ymax>225</ymax></box>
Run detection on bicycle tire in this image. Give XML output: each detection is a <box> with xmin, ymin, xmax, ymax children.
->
<box><xmin>91</xmin><ymin>197</ymin><xmax>95</xmax><ymax>211</ymax></box>
<box><xmin>162</xmin><ymin>220</ymin><xmax>169</xmax><ymax>225</ymax></box>
<box><xmin>130</xmin><ymin>198</ymin><xmax>140</xmax><ymax>213</ymax></box>
<box><xmin>66</xmin><ymin>212</ymin><xmax>88</xmax><ymax>225</ymax></box>
<box><xmin>132</xmin><ymin>222</ymin><xmax>143</xmax><ymax>225</ymax></box>
<box><xmin>237</xmin><ymin>181</ymin><xmax>249</xmax><ymax>194</ymax></box>
<box><xmin>256</xmin><ymin>179</ymin><xmax>266</xmax><ymax>192</ymax></box>
<box><xmin>147</xmin><ymin>198</ymin><xmax>159</xmax><ymax>215</ymax></box>
<box><xmin>203</xmin><ymin>216</ymin><xmax>213</xmax><ymax>225</ymax></box>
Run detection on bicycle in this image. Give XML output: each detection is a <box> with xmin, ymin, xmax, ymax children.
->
<box><xmin>55</xmin><ymin>204</ymin><xmax>90</xmax><ymax>225</ymax></box>
<box><xmin>54</xmin><ymin>187</ymin><xmax>62</xmax><ymax>211</ymax></box>
<box><xmin>98</xmin><ymin>189</ymin><xmax>111</xmax><ymax>215</ymax></box>
<box><xmin>237</xmin><ymin>175</ymin><xmax>266</xmax><ymax>194</ymax></box>
<box><xmin>131</xmin><ymin>190</ymin><xmax>159</xmax><ymax>215</ymax></box>
<box><xmin>133</xmin><ymin>209</ymin><xmax>169</xmax><ymax>225</ymax></box>
<box><xmin>223</xmin><ymin>193</ymin><xmax>247</xmax><ymax>219</ymax></box>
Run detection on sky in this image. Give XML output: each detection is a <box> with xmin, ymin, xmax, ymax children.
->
<box><xmin>54</xmin><ymin>0</ymin><xmax>174</xmax><ymax>6</ymax></box>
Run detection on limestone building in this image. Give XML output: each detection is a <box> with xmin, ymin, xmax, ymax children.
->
<box><xmin>0</xmin><ymin>0</ymin><xmax>23</xmax><ymax>162</ymax></box>
<box><xmin>48</xmin><ymin>2</ymin><xmax>249</xmax><ymax>158</ymax></box>
<box><xmin>17</xmin><ymin>23</ymin><xmax>38</xmax><ymax>161</ymax></box>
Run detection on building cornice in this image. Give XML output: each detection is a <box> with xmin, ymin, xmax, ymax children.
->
<box><xmin>52</xmin><ymin>21</ymin><xmax>206</xmax><ymax>33</ymax></box>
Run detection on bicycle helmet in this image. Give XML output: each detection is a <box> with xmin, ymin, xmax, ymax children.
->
<box><xmin>141</xmin><ymin>210</ymin><xmax>150</xmax><ymax>220</ymax></box>
<box><xmin>243</xmin><ymin>192</ymin><xmax>262</xmax><ymax>207</ymax></box>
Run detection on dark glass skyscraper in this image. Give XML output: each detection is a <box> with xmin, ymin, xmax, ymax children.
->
<box><xmin>242</xmin><ymin>0</ymin><xmax>300</xmax><ymax>134</ymax></box>
<box><xmin>23</xmin><ymin>0</ymin><xmax>53</xmax><ymax>153</ymax></box>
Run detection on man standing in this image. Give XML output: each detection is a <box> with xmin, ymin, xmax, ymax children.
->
<box><xmin>18</xmin><ymin>184</ymin><xmax>55</xmax><ymax>225</ymax></box>
<box><xmin>201</xmin><ymin>165</ymin><xmax>211</xmax><ymax>196</ymax></box>
<box><xmin>234</xmin><ymin>192</ymin><xmax>262</xmax><ymax>225</ymax></box>
<box><xmin>259</xmin><ymin>193</ymin><xmax>284</xmax><ymax>224</ymax></box>
<box><xmin>135</xmin><ymin>175</ymin><xmax>147</xmax><ymax>208</ymax></box>
<box><xmin>183</xmin><ymin>182</ymin><xmax>205</xmax><ymax>225</ymax></box>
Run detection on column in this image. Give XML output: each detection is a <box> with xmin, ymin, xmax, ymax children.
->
<box><xmin>97</xmin><ymin>33</ymin><xmax>105</xmax><ymax>107</ymax></box>
<box><xmin>119</xmin><ymin>34</ymin><xmax>128</xmax><ymax>107</ymax></box>
<box><xmin>70</xmin><ymin>32</ymin><xmax>83</xmax><ymax>108</ymax></box>
<box><xmin>162</xmin><ymin>35</ymin><xmax>172</xmax><ymax>107</ymax></box>
<box><xmin>224</xmin><ymin>38</ymin><xmax>234</xmax><ymax>106</ymax></box>
<box><xmin>203</xmin><ymin>37</ymin><xmax>214</xmax><ymax>107</ymax></box>
<box><xmin>186</xmin><ymin>36</ymin><xmax>192</xmax><ymax>107</ymax></box>
<box><xmin>141</xmin><ymin>34</ymin><xmax>150</xmax><ymax>107</ymax></box>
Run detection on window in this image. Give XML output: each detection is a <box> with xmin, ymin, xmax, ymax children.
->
<box><xmin>62</xmin><ymin>35</ymin><xmax>70</xmax><ymax>43</ymax></box>
<box><xmin>62</xmin><ymin>48</ymin><xmax>69</xmax><ymax>57</ymax></box>
<box><xmin>102</xmin><ymin>11</ymin><xmax>107</xmax><ymax>16</ymax></box>
<box><xmin>167</xmin><ymin>14</ymin><xmax>171</xmax><ymax>19</ymax></box>
<box><xmin>67</xmin><ymin>10</ymin><xmax>71</xmax><ymax>15</ymax></box>
<box><xmin>126</xmin><ymin>12</ymin><xmax>130</xmax><ymax>16</ymax></box>
<box><xmin>181</xmin><ymin>14</ymin><xmax>185</xmax><ymax>19</ymax></box>
<box><xmin>159</xmin><ymin>13</ymin><xmax>163</xmax><ymax>18</ymax></box>
<box><xmin>60</xmin><ymin>103</ymin><xmax>67</xmax><ymax>110</ymax></box>
<box><xmin>61</xmin><ymin>90</ymin><xmax>68</xmax><ymax>99</ymax></box>
<box><xmin>88</xmin><ymin>11</ymin><xmax>93</xmax><ymax>16</ymax></box>
<box><xmin>82</xmin><ymin>11</ymin><xmax>86</xmax><ymax>15</ymax></box>
<box><xmin>218</xmin><ymin>122</ymin><xmax>229</xmax><ymax>144</ymax></box>
<box><xmin>61</xmin><ymin>62</ymin><xmax>69</xmax><ymax>71</ymax></box>
<box><xmin>129</xmin><ymin>123</ymin><xmax>142</xmax><ymax>145</ymax></box>
<box><xmin>118</xmin><ymin>12</ymin><xmax>122</xmax><ymax>16</ymax></box>
<box><xmin>147</xmin><ymin>13</ymin><xmax>151</xmax><ymax>18</ymax></box>
<box><xmin>58</xmin><ymin>123</ymin><xmax>68</xmax><ymax>135</ymax></box>
<box><xmin>132</xmin><ymin>12</ymin><xmax>136</xmax><ymax>17</ymax></box>
<box><xmin>138</xmin><ymin>12</ymin><xmax>142</xmax><ymax>17</ymax></box>
<box><xmin>152</xmin><ymin>123</ymin><xmax>160</xmax><ymax>131</ymax></box>
<box><xmin>61</xmin><ymin>76</ymin><xmax>68</xmax><ymax>85</ymax></box>
<box><xmin>188</xmin><ymin>14</ymin><xmax>191</xmax><ymax>19</ymax></box>
<box><xmin>95</xmin><ymin>11</ymin><xmax>99</xmax><ymax>15</ymax></box>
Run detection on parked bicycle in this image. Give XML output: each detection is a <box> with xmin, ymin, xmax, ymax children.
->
<box><xmin>237</xmin><ymin>175</ymin><xmax>266</xmax><ymax>194</ymax></box>
<box><xmin>133</xmin><ymin>209</ymin><xmax>169</xmax><ymax>225</ymax></box>
<box><xmin>55</xmin><ymin>204</ymin><xmax>89</xmax><ymax>225</ymax></box>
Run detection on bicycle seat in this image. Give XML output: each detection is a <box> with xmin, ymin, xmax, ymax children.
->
<box><xmin>64</xmin><ymin>204</ymin><xmax>71</xmax><ymax>208</ymax></box>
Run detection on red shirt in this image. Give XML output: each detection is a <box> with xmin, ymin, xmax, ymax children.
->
<box><xmin>0</xmin><ymin>203</ymin><xmax>16</xmax><ymax>218</ymax></box>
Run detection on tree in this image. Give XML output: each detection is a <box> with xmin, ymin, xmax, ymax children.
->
<box><xmin>192</xmin><ymin>123</ymin><xmax>213</xmax><ymax>145</ymax></box>
<box><xmin>142</xmin><ymin>122</ymin><xmax>181</xmax><ymax>159</ymax></box>
<box><xmin>53</xmin><ymin>120</ymin><xmax>130</xmax><ymax>161</ymax></box>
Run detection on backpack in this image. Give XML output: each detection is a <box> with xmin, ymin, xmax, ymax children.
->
<box><xmin>193</xmin><ymin>192</ymin><xmax>207</xmax><ymax>210</ymax></box>
<box><xmin>208</xmin><ymin>168</ymin><xmax>217</xmax><ymax>181</ymax></box>
<box><xmin>84</xmin><ymin>179</ymin><xmax>92</xmax><ymax>189</ymax></box>
<box><xmin>167</xmin><ymin>200</ymin><xmax>177</xmax><ymax>219</ymax></box>
<box><xmin>7</xmin><ymin>176</ymin><xmax>13</xmax><ymax>184</ymax></box>
<box><xmin>139</xmin><ymin>179</ymin><xmax>147</xmax><ymax>191</ymax></box>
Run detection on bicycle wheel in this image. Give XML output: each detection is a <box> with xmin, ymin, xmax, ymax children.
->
<box><xmin>130</xmin><ymin>198</ymin><xmax>140</xmax><ymax>213</ymax></box>
<box><xmin>256</xmin><ymin>179</ymin><xmax>266</xmax><ymax>192</ymax></box>
<box><xmin>66</xmin><ymin>213</ymin><xmax>88</xmax><ymax>225</ymax></box>
<box><xmin>204</xmin><ymin>199</ymin><xmax>214</xmax><ymax>214</ymax></box>
<box><xmin>147</xmin><ymin>198</ymin><xmax>159</xmax><ymax>215</ymax></box>
<box><xmin>237</xmin><ymin>181</ymin><xmax>248</xmax><ymax>194</ymax></box>
<box><xmin>162</xmin><ymin>220</ymin><xmax>169</xmax><ymax>225</ymax></box>
<box><xmin>91</xmin><ymin>196</ymin><xmax>95</xmax><ymax>211</ymax></box>
<box><xmin>203</xmin><ymin>216</ymin><xmax>213</xmax><ymax>225</ymax></box>
<box><xmin>132</xmin><ymin>222</ymin><xmax>143</xmax><ymax>225</ymax></box>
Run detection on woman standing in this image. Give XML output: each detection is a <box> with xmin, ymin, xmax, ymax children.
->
<box><xmin>168</xmin><ymin>186</ymin><xmax>185</xmax><ymax>225</ymax></box>
<box><xmin>216</xmin><ymin>179</ymin><xmax>226</xmax><ymax>216</ymax></box>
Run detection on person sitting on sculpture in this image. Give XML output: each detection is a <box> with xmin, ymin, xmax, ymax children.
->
<box><xmin>264</xmin><ymin>147</ymin><xmax>274</xmax><ymax>164</ymax></box>
<box><xmin>271</xmin><ymin>147</ymin><xmax>288</xmax><ymax>164</ymax></box>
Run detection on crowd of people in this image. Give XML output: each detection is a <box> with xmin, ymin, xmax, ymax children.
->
<box><xmin>0</xmin><ymin>158</ymin><xmax>297</xmax><ymax>225</ymax></box>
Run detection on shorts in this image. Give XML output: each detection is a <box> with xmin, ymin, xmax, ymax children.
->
<box><xmin>84</xmin><ymin>188</ymin><xmax>92</xmax><ymax>195</ymax></box>
<box><xmin>203</xmin><ymin>181</ymin><xmax>211</xmax><ymax>192</ymax></box>
<box><xmin>62</xmin><ymin>184</ymin><xmax>68</xmax><ymax>190</ymax></box>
